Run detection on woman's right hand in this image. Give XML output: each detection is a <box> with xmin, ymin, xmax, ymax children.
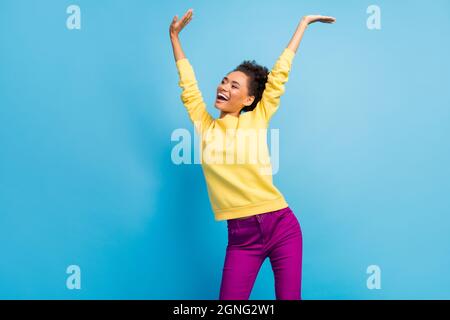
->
<box><xmin>169</xmin><ymin>8</ymin><xmax>194</xmax><ymax>39</ymax></box>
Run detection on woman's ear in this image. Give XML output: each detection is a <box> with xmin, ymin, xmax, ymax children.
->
<box><xmin>244</xmin><ymin>96</ymin><xmax>255</xmax><ymax>107</ymax></box>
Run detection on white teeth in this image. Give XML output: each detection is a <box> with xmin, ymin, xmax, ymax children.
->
<box><xmin>218</xmin><ymin>93</ymin><xmax>228</xmax><ymax>100</ymax></box>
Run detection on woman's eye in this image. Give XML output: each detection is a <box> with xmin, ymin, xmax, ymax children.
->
<box><xmin>232</xmin><ymin>85</ymin><xmax>238</xmax><ymax>89</ymax></box>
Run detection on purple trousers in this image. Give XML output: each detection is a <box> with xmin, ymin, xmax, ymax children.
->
<box><xmin>219</xmin><ymin>206</ymin><xmax>303</xmax><ymax>300</ymax></box>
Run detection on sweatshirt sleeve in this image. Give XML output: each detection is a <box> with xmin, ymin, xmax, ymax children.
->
<box><xmin>255</xmin><ymin>48</ymin><xmax>296</xmax><ymax>122</ymax></box>
<box><xmin>175</xmin><ymin>58</ymin><xmax>214</xmax><ymax>132</ymax></box>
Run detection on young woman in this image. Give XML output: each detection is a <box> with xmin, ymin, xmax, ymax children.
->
<box><xmin>170</xmin><ymin>9</ymin><xmax>335</xmax><ymax>300</ymax></box>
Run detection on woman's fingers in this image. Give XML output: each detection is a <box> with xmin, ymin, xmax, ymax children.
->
<box><xmin>322</xmin><ymin>16</ymin><xmax>336</xmax><ymax>23</ymax></box>
<box><xmin>180</xmin><ymin>10</ymin><xmax>189</xmax><ymax>21</ymax></box>
<box><xmin>171</xmin><ymin>9</ymin><xmax>194</xmax><ymax>34</ymax></box>
<box><xmin>171</xmin><ymin>15</ymin><xmax>178</xmax><ymax>27</ymax></box>
<box><xmin>184</xmin><ymin>10</ymin><xmax>193</xmax><ymax>23</ymax></box>
<box><xmin>181</xmin><ymin>10</ymin><xmax>193</xmax><ymax>27</ymax></box>
<box><xmin>181</xmin><ymin>9</ymin><xmax>193</xmax><ymax>22</ymax></box>
<box><xmin>305</xmin><ymin>15</ymin><xmax>336</xmax><ymax>25</ymax></box>
<box><xmin>317</xmin><ymin>15</ymin><xmax>335</xmax><ymax>22</ymax></box>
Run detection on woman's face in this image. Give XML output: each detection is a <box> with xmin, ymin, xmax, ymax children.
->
<box><xmin>214</xmin><ymin>71</ymin><xmax>255</xmax><ymax>114</ymax></box>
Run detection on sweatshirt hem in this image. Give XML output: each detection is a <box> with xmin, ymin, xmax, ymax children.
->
<box><xmin>213</xmin><ymin>197</ymin><xmax>289</xmax><ymax>221</ymax></box>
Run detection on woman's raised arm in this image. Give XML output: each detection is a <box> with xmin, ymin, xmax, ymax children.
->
<box><xmin>169</xmin><ymin>9</ymin><xmax>193</xmax><ymax>61</ymax></box>
<box><xmin>256</xmin><ymin>15</ymin><xmax>336</xmax><ymax>121</ymax></box>
<box><xmin>287</xmin><ymin>15</ymin><xmax>336</xmax><ymax>53</ymax></box>
<box><xmin>170</xmin><ymin>9</ymin><xmax>214</xmax><ymax>131</ymax></box>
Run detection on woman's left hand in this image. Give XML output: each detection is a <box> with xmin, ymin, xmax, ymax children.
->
<box><xmin>301</xmin><ymin>15</ymin><xmax>336</xmax><ymax>26</ymax></box>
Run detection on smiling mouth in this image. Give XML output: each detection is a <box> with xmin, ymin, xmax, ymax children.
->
<box><xmin>216</xmin><ymin>92</ymin><xmax>229</xmax><ymax>103</ymax></box>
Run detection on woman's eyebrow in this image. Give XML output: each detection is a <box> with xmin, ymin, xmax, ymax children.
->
<box><xmin>224</xmin><ymin>76</ymin><xmax>240</xmax><ymax>86</ymax></box>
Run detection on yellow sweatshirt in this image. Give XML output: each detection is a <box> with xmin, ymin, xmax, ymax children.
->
<box><xmin>176</xmin><ymin>48</ymin><xmax>296</xmax><ymax>221</ymax></box>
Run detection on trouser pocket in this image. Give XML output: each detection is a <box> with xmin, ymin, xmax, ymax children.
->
<box><xmin>227</xmin><ymin>223</ymin><xmax>261</xmax><ymax>247</ymax></box>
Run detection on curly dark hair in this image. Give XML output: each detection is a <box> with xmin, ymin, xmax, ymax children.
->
<box><xmin>232</xmin><ymin>60</ymin><xmax>269</xmax><ymax>113</ymax></box>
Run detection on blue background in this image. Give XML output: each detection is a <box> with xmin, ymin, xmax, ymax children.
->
<box><xmin>1</xmin><ymin>0</ymin><xmax>449</xmax><ymax>299</ymax></box>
